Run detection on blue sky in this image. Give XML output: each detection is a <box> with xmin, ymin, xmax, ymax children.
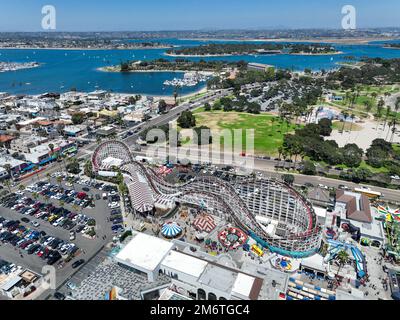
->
<box><xmin>0</xmin><ymin>0</ymin><xmax>399</xmax><ymax>31</ymax></box>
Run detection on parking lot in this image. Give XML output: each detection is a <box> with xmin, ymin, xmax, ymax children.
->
<box><xmin>0</xmin><ymin>172</ymin><xmax>122</xmax><ymax>299</ymax></box>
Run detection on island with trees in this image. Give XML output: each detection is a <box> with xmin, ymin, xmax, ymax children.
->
<box><xmin>383</xmin><ymin>43</ymin><xmax>400</xmax><ymax>50</ymax></box>
<box><xmin>165</xmin><ymin>43</ymin><xmax>341</xmax><ymax>57</ymax></box>
<box><xmin>100</xmin><ymin>58</ymin><xmax>248</xmax><ymax>73</ymax></box>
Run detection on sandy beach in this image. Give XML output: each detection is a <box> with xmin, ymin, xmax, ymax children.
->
<box><xmin>164</xmin><ymin>52</ymin><xmax>235</xmax><ymax>58</ymax></box>
<box><xmin>289</xmin><ymin>51</ymin><xmax>344</xmax><ymax>56</ymax></box>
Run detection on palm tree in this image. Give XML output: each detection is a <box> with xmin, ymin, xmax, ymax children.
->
<box><xmin>336</xmin><ymin>250</ymin><xmax>350</xmax><ymax>275</ymax></box>
<box><xmin>56</xmin><ymin>176</ymin><xmax>63</xmax><ymax>187</ymax></box>
<box><xmin>395</xmin><ymin>97</ymin><xmax>400</xmax><ymax>113</ymax></box>
<box><xmin>383</xmin><ymin>106</ymin><xmax>392</xmax><ymax>130</ymax></box>
<box><xmin>173</xmin><ymin>85</ymin><xmax>181</xmax><ymax>105</ymax></box>
<box><xmin>67</xmin><ymin>176</ymin><xmax>75</xmax><ymax>191</ymax></box>
<box><xmin>32</xmin><ymin>165</ymin><xmax>39</xmax><ymax>181</ymax></box>
<box><xmin>386</xmin><ymin>116</ymin><xmax>396</xmax><ymax>141</ymax></box>
<box><xmin>340</xmin><ymin>111</ymin><xmax>349</xmax><ymax>133</ymax></box>
<box><xmin>376</xmin><ymin>103</ymin><xmax>384</xmax><ymax>130</ymax></box>
<box><xmin>389</xmin><ymin>118</ymin><xmax>398</xmax><ymax>142</ymax></box>
<box><xmin>345</xmin><ymin>90</ymin><xmax>351</xmax><ymax>106</ymax></box>
<box><xmin>3</xmin><ymin>164</ymin><xmax>12</xmax><ymax>181</ymax></box>
<box><xmin>363</xmin><ymin>100</ymin><xmax>373</xmax><ymax>113</ymax></box>
<box><xmin>18</xmin><ymin>184</ymin><xmax>25</xmax><ymax>193</ymax></box>
<box><xmin>3</xmin><ymin>179</ymin><xmax>11</xmax><ymax>193</ymax></box>
<box><xmin>349</xmin><ymin>113</ymin><xmax>355</xmax><ymax>132</ymax></box>
<box><xmin>48</xmin><ymin>143</ymin><xmax>55</xmax><ymax>156</ymax></box>
<box><xmin>32</xmin><ymin>192</ymin><xmax>39</xmax><ymax>201</ymax></box>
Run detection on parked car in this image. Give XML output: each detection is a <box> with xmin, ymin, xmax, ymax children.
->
<box><xmin>31</xmin><ymin>221</ymin><xmax>40</xmax><ymax>228</ymax></box>
<box><xmin>54</xmin><ymin>292</ymin><xmax>66</xmax><ymax>300</ymax></box>
<box><xmin>72</xmin><ymin>259</ymin><xmax>85</xmax><ymax>269</ymax></box>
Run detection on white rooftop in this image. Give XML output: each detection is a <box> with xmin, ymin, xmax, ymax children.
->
<box><xmin>115</xmin><ymin>233</ymin><xmax>174</xmax><ymax>272</ymax></box>
<box><xmin>300</xmin><ymin>254</ymin><xmax>326</xmax><ymax>273</ymax></box>
<box><xmin>102</xmin><ymin>157</ymin><xmax>123</xmax><ymax>167</ymax></box>
<box><xmin>232</xmin><ymin>273</ymin><xmax>256</xmax><ymax>299</ymax></box>
<box><xmin>161</xmin><ymin>250</ymin><xmax>208</xmax><ymax>278</ymax></box>
<box><xmin>0</xmin><ymin>275</ymin><xmax>22</xmax><ymax>291</ymax></box>
<box><xmin>314</xmin><ymin>206</ymin><xmax>327</xmax><ymax>218</ymax></box>
<box><xmin>0</xmin><ymin>156</ymin><xmax>25</xmax><ymax>168</ymax></box>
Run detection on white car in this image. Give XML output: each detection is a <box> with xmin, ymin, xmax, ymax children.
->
<box><xmin>69</xmin><ymin>232</ymin><xmax>76</xmax><ymax>241</ymax></box>
<box><xmin>81</xmin><ymin>226</ymin><xmax>90</xmax><ymax>234</ymax></box>
<box><xmin>108</xmin><ymin>202</ymin><xmax>120</xmax><ymax>209</ymax></box>
<box><xmin>31</xmin><ymin>221</ymin><xmax>40</xmax><ymax>227</ymax></box>
<box><xmin>52</xmin><ymin>217</ymin><xmax>64</xmax><ymax>227</ymax></box>
<box><xmin>66</xmin><ymin>282</ymin><xmax>76</xmax><ymax>290</ymax></box>
<box><xmin>43</xmin><ymin>237</ymin><xmax>55</xmax><ymax>246</ymax></box>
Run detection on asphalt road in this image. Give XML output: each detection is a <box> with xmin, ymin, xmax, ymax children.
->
<box><xmin>124</xmin><ymin>145</ymin><xmax>400</xmax><ymax>204</ymax></box>
<box><xmin>11</xmin><ymin>86</ymin><xmax>400</xmax><ymax>205</ymax></box>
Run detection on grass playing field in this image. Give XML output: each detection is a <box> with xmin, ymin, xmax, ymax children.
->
<box><xmin>193</xmin><ymin>108</ymin><xmax>299</xmax><ymax>155</ymax></box>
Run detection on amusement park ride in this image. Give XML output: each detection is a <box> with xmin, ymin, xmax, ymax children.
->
<box><xmin>92</xmin><ymin>140</ymin><xmax>323</xmax><ymax>258</ymax></box>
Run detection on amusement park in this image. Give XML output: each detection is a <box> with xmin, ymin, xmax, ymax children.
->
<box><xmin>87</xmin><ymin>140</ymin><xmax>399</xmax><ymax>301</ymax></box>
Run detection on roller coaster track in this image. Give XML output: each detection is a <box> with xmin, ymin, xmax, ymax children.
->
<box><xmin>92</xmin><ymin>140</ymin><xmax>322</xmax><ymax>256</ymax></box>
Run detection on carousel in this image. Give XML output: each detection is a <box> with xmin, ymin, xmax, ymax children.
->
<box><xmin>218</xmin><ymin>227</ymin><xmax>248</xmax><ymax>250</ymax></box>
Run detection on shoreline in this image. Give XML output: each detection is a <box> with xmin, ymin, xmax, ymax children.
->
<box><xmin>164</xmin><ymin>52</ymin><xmax>235</xmax><ymax>58</ymax></box>
<box><xmin>97</xmin><ymin>66</ymin><xmax>216</xmax><ymax>74</ymax></box>
<box><xmin>0</xmin><ymin>46</ymin><xmax>173</xmax><ymax>51</ymax></box>
<box><xmin>289</xmin><ymin>51</ymin><xmax>344</xmax><ymax>56</ymax></box>
<box><xmin>165</xmin><ymin>51</ymin><xmax>344</xmax><ymax>58</ymax></box>
<box><xmin>179</xmin><ymin>37</ymin><xmax>397</xmax><ymax>45</ymax></box>
<box><xmin>383</xmin><ymin>46</ymin><xmax>400</xmax><ymax>50</ymax></box>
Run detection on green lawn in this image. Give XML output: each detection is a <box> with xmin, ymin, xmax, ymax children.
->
<box><xmin>327</xmin><ymin>161</ymin><xmax>389</xmax><ymax>174</ymax></box>
<box><xmin>331</xmin><ymin>84</ymin><xmax>400</xmax><ymax>119</ymax></box>
<box><xmin>193</xmin><ymin>109</ymin><xmax>299</xmax><ymax>155</ymax></box>
<box><xmin>358</xmin><ymin>161</ymin><xmax>390</xmax><ymax>174</ymax></box>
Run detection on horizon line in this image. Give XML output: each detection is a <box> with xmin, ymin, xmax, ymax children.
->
<box><xmin>1</xmin><ymin>27</ymin><xmax>400</xmax><ymax>33</ymax></box>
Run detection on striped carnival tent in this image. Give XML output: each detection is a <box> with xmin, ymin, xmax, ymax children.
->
<box><xmin>193</xmin><ymin>214</ymin><xmax>216</xmax><ymax>233</ymax></box>
<box><xmin>161</xmin><ymin>222</ymin><xmax>182</xmax><ymax>238</ymax></box>
<box><xmin>123</xmin><ymin>167</ymin><xmax>155</xmax><ymax>214</ymax></box>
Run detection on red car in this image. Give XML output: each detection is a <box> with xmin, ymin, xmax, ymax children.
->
<box><xmin>77</xmin><ymin>192</ymin><xmax>87</xmax><ymax>200</ymax></box>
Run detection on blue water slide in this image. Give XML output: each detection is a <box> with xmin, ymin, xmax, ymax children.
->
<box><xmin>351</xmin><ymin>246</ymin><xmax>366</xmax><ymax>278</ymax></box>
<box><xmin>327</xmin><ymin>239</ymin><xmax>366</xmax><ymax>278</ymax></box>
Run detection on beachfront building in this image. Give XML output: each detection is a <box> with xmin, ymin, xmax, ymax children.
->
<box><xmin>0</xmin><ymin>154</ymin><xmax>27</xmax><ymax>176</ymax></box>
<box><xmin>335</xmin><ymin>190</ymin><xmax>372</xmax><ymax>224</ymax></box>
<box><xmin>96</xmin><ymin>125</ymin><xmax>116</xmax><ymax>137</ymax></box>
<box><xmin>63</xmin><ymin>125</ymin><xmax>87</xmax><ymax>137</ymax></box>
<box><xmin>334</xmin><ymin>190</ymin><xmax>385</xmax><ymax>246</ymax></box>
<box><xmin>247</xmin><ymin>63</ymin><xmax>274</xmax><ymax>72</ymax></box>
<box><xmin>10</xmin><ymin>136</ymin><xmax>48</xmax><ymax>154</ymax></box>
<box><xmin>114</xmin><ymin>231</ymin><xmax>285</xmax><ymax>301</ymax></box>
